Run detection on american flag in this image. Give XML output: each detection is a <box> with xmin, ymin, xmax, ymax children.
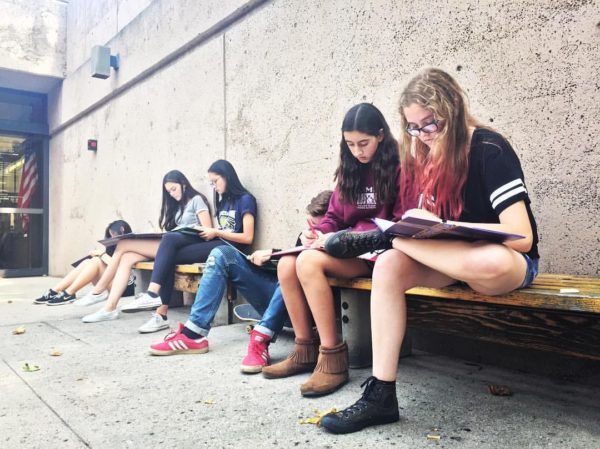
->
<box><xmin>16</xmin><ymin>151</ymin><xmax>39</xmax><ymax>231</ymax></box>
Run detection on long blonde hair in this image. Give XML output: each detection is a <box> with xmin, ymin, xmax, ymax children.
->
<box><xmin>399</xmin><ymin>68</ymin><xmax>485</xmax><ymax>219</ymax></box>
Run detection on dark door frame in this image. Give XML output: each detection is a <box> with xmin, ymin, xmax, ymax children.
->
<box><xmin>0</xmin><ymin>87</ymin><xmax>49</xmax><ymax>277</ymax></box>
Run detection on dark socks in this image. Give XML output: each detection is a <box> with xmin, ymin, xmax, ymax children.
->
<box><xmin>182</xmin><ymin>326</ymin><xmax>203</xmax><ymax>340</ymax></box>
<box><xmin>146</xmin><ymin>291</ymin><xmax>159</xmax><ymax>298</ymax></box>
<box><xmin>159</xmin><ymin>313</ymin><xmax>168</xmax><ymax>321</ymax></box>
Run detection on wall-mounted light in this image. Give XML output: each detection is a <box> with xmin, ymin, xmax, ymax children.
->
<box><xmin>91</xmin><ymin>46</ymin><xmax>120</xmax><ymax>79</ymax></box>
<box><xmin>87</xmin><ymin>139</ymin><xmax>98</xmax><ymax>151</ymax></box>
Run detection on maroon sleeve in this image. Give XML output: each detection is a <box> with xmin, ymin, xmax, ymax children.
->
<box><xmin>315</xmin><ymin>188</ymin><xmax>346</xmax><ymax>233</ymax></box>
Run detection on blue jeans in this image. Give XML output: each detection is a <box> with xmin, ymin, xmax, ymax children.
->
<box><xmin>519</xmin><ymin>254</ymin><xmax>539</xmax><ymax>288</ymax></box>
<box><xmin>185</xmin><ymin>245</ymin><xmax>289</xmax><ymax>338</ymax></box>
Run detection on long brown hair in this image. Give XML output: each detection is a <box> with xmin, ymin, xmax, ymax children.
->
<box><xmin>399</xmin><ymin>68</ymin><xmax>485</xmax><ymax>219</ymax></box>
<box><xmin>336</xmin><ymin>103</ymin><xmax>399</xmax><ymax>205</ymax></box>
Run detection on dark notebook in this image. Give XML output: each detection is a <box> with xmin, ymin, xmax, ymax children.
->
<box><xmin>373</xmin><ymin>217</ymin><xmax>524</xmax><ymax>243</ymax></box>
<box><xmin>98</xmin><ymin>232</ymin><xmax>164</xmax><ymax>247</ymax></box>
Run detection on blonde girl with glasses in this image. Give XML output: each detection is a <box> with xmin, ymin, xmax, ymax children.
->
<box><xmin>320</xmin><ymin>68</ymin><xmax>539</xmax><ymax>433</ymax></box>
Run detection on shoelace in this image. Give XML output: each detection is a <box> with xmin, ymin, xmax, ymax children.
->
<box><xmin>346</xmin><ymin>231</ymin><xmax>385</xmax><ymax>250</ymax></box>
<box><xmin>248</xmin><ymin>337</ymin><xmax>267</xmax><ymax>354</ymax></box>
<box><xmin>163</xmin><ymin>329</ymin><xmax>178</xmax><ymax>341</ymax></box>
<box><xmin>339</xmin><ymin>376</ymin><xmax>379</xmax><ymax>418</ymax></box>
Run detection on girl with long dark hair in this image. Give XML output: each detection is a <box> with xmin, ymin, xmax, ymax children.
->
<box><xmin>80</xmin><ymin>170</ymin><xmax>212</xmax><ymax>323</ymax></box>
<box><xmin>117</xmin><ymin>160</ymin><xmax>257</xmax><ymax>333</ymax></box>
<box><xmin>262</xmin><ymin>103</ymin><xmax>407</xmax><ymax>397</ymax></box>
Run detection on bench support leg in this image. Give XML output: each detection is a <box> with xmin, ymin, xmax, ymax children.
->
<box><xmin>341</xmin><ymin>289</ymin><xmax>412</xmax><ymax>368</ymax></box>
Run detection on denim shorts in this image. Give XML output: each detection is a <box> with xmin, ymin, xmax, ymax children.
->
<box><xmin>519</xmin><ymin>254</ymin><xmax>539</xmax><ymax>289</ymax></box>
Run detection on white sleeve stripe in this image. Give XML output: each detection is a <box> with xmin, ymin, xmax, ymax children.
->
<box><xmin>490</xmin><ymin>179</ymin><xmax>524</xmax><ymax>203</ymax></box>
<box><xmin>491</xmin><ymin>186</ymin><xmax>527</xmax><ymax>210</ymax></box>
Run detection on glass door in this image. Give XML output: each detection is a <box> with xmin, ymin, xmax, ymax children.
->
<box><xmin>0</xmin><ymin>133</ymin><xmax>47</xmax><ymax>275</ymax></box>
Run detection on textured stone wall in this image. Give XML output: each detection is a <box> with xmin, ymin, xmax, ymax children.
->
<box><xmin>48</xmin><ymin>0</ymin><xmax>600</xmax><ymax>276</ymax></box>
<box><xmin>0</xmin><ymin>0</ymin><xmax>66</xmax><ymax>77</ymax></box>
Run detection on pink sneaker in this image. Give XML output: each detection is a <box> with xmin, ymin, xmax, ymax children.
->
<box><xmin>240</xmin><ymin>329</ymin><xmax>271</xmax><ymax>373</ymax></box>
<box><xmin>149</xmin><ymin>323</ymin><xmax>209</xmax><ymax>356</ymax></box>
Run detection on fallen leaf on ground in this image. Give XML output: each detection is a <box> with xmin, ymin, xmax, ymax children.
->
<box><xmin>22</xmin><ymin>363</ymin><xmax>40</xmax><ymax>372</ymax></box>
<box><xmin>427</xmin><ymin>434</ymin><xmax>441</xmax><ymax>440</ymax></box>
<box><xmin>12</xmin><ymin>326</ymin><xmax>26</xmax><ymax>335</ymax></box>
<box><xmin>488</xmin><ymin>384</ymin><xmax>513</xmax><ymax>396</ymax></box>
<box><xmin>50</xmin><ymin>350</ymin><xmax>63</xmax><ymax>356</ymax></box>
<box><xmin>202</xmin><ymin>399</ymin><xmax>214</xmax><ymax>405</ymax></box>
<box><xmin>299</xmin><ymin>408</ymin><xmax>337</xmax><ymax>425</ymax></box>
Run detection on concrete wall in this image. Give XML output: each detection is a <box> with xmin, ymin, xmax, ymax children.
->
<box><xmin>48</xmin><ymin>0</ymin><xmax>600</xmax><ymax>276</ymax></box>
<box><xmin>0</xmin><ymin>0</ymin><xmax>66</xmax><ymax>78</ymax></box>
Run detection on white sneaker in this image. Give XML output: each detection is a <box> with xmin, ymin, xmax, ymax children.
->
<box><xmin>121</xmin><ymin>292</ymin><xmax>162</xmax><ymax>313</ymax></box>
<box><xmin>74</xmin><ymin>290</ymin><xmax>109</xmax><ymax>307</ymax></box>
<box><xmin>82</xmin><ymin>308</ymin><xmax>119</xmax><ymax>323</ymax></box>
<box><xmin>138</xmin><ymin>313</ymin><xmax>170</xmax><ymax>334</ymax></box>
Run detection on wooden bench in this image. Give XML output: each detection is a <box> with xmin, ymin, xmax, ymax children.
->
<box><xmin>132</xmin><ymin>261</ymin><xmax>237</xmax><ymax>324</ymax></box>
<box><xmin>330</xmin><ymin>274</ymin><xmax>600</xmax><ymax>368</ymax></box>
<box><xmin>132</xmin><ymin>261</ymin><xmax>600</xmax><ymax>371</ymax></box>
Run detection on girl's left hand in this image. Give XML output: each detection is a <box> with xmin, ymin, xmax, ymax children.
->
<box><xmin>402</xmin><ymin>208</ymin><xmax>442</xmax><ymax>222</ymax></box>
<box><xmin>198</xmin><ymin>227</ymin><xmax>219</xmax><ymax>240</ymax></box>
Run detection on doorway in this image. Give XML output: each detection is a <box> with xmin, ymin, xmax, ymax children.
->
<box><xmin>0</xmin><ymin>88</ymin><xmax>48</xmax><ymax>276</ymax></box>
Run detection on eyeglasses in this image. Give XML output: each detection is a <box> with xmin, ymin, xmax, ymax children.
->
<box><xmin>405</xmin><ymin>119</ymin><xmax>441</xmax><ymax>137</ymax></box>
<box><xmin>208</xmin><ymin>177</ymin><xmax>221</xmax><ymax>188</ymax></box>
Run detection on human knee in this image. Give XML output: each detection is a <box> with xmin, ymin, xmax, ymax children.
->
<box><xmin>203</xmin><ymin>245</ymin><xmax>238</xmax><ymax>274</ymax></box>
<box><xmin>277</xmin><ymin>255</ymin><xmax>298</xmax><ymax>283</ymax></box>
<box><xmin>462</xmin><ymin>246</ymin><xmax>514</xmax><ymax>280</ymax></box>
<box><xmin>296</xmin><ymin>251</ymin><xmax>324</xmax><ymax>281</ymax></box>
<box><xmin>373</xmin><ymin>250</ymin><xmax>416</xmax><ymax>287</ymax></box>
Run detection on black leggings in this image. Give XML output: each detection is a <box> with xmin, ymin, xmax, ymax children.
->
<box><xmin>150</xmin><ymin>232</ymin><xmax>225</xmax><ymax>305</ymax></box>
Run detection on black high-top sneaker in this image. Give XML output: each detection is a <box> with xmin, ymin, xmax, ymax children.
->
<box><xmin>324</xmin><ymin>229</ymin><xmax>392</xmax><ymax>259</ymax></box>
<box><xmin>320</xmin><ymin>376</ymin><xmax>399</xmax><ymax>434</ymax></box>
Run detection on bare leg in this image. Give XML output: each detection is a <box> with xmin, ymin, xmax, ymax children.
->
<box><xmin>156</xmin><ymin>304</ymin><xmax>168</xmax><ymax>316</ymax></box>
<box><xmin>64</xmin><ymin>257</ymin><xmax>106</xmax><ymax>295</ymax></box>
<box><xmin>277</xmin><ymin>255</ymin><xmax>314</xmax><ymax>340</ymax></box>
<box><xmin>371</xmin><ymin>240</ymin><xmax>527</xmax><ymax>381</ymax></box>
<box><xmin>91</xmin><ymin>239</ymin><xmax>160</xmax><ymax>294</ymax></box>
<box><xmin>52</xmin><ymin>261</ymin><xmax>87</xmax><ymax>292</ymax></box>
<box><xmin>103</xmin><ymin>252</ymin><xmax>149</xmax><ymax>312</ymax></box>
<box><xmin>370</xmin><ymin>249</ymin><xmax>455</xmax><ymax>381</ymax></box>
<box><xmin>296</xmin><ymin>251</ymin><xmax>371</xmax><ymax>348</ymax></box>
<box><xmin>391</xmin><ymin>238</ymin><xmax>527</xmax><ymax>294</ymax></box>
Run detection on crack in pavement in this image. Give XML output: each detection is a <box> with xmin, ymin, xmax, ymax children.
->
<box><xmin>2</xmin><ymin>358</ymin><xmax>92</xmax><ymax>448</ymax></box>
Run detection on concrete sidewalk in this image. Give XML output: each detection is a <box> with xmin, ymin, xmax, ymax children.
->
<box><xmin>1</xmin><ymin>276</ymin><xmax>599</xmax><ymax>449</ymax></box>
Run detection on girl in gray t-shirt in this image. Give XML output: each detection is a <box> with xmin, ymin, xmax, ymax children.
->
<box><xmin>80</xmin><ymin>170</ymin><xmax>212</xmax><ymax>322</ymax></box>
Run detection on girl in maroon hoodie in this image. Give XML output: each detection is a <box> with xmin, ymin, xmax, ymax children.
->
<box><xmin>262</xmin><ymin>103</ymin><xmax>409</xmax><ymax>396</ymax></box>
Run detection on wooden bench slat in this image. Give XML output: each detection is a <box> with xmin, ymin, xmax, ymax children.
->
<box><xmin>329</xmin><ymin>274</ymin><xmax>600</xmax><ymax>314</ymax></box>
<box><xmin>133</xmin><ymin>261</ymin><xmax>204</xmax><ymax>274</ymax></box>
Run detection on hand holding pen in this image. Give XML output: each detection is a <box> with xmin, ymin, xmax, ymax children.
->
<box><xmin>300</xmin><ymin>218</ymin><xmax>320</xmax><ymax>246</ymax></box>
